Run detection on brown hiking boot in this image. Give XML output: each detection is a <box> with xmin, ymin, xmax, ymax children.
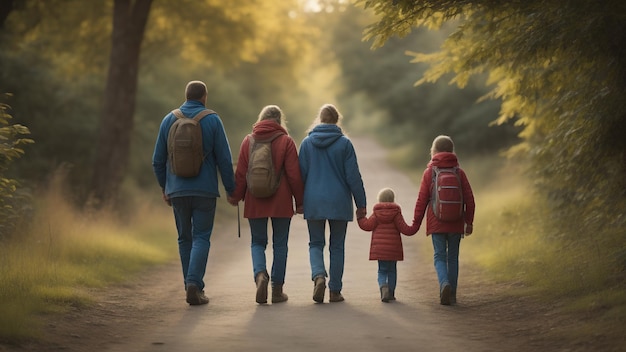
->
<box><xmin>255</xmin><ymin>271</ymin><xmax>269</xmax><ymax>304</ymax></box>
<box><xmin>271</xmin><ymin>284</ymin><xmax>288</xmax><ymax>303</ymax></box>
<box><xmin>186</xmin><ymin>284</ymin><xmax>209</xmax><ymax>305</ymax></box>
<box><xmin>329</xmin><ymin>291</ymin><xmax>344</xmax><ymax>302</ymax></box>
<box><xmin>440</xmin><ymin>282</ymin><xmax>452</xmax><ymax>305</ymax></box>
<box><xmin>312</xmin><ymin>275</ymin><xmax>326</xmax><ymax>303</ymax></box>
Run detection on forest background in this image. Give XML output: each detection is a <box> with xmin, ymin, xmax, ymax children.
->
<box><xmin>0</xmin><ymin>0</ymin><xmax>624</xmax><ymax>345</ymax></box>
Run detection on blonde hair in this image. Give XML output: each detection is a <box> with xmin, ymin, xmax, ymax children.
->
<box><xmin>377</xmin><ymin>188</ymin><xmax>395</xmax><ymax>203</ymax></box>
<box><xmin>306</xmin><ymin>103</ymin><xmax>344</xmax><ymax>133</ymax></box>
<box><xmin>256</xmin><ymin>105</ymin><xmax>287</xmax><ymax>129</ymax></box>
<box><xmin>430</xmin><ymin>135</ymin><xmax>455</xmax><ymax>157</ymax></box>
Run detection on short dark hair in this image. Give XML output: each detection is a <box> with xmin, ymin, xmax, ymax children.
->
<box><xmin>185</xmin><ymin>81</ymin><xmax>207</xmax><ymax>101</ymax></box>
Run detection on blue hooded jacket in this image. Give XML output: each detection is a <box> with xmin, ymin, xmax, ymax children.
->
<box><xmin>298</xmin><ymin>124</ymin><xmax>366</xmax><ymax>221</ymax></box>
<box><xmin>152</xmin><ymin>100</ymin><xmax>235</xmax><ymax>198</ymax></box>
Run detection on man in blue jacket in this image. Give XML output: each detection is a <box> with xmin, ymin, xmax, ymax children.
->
<box><xmin>152</xmin><ymin>80</ymin><xmax>235</xmax><ymax>305</ymax></box>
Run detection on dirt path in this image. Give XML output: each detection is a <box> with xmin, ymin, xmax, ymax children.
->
<box><xmin>3</xmin><ymin>136</ymin><xmax>622</xmax><ymax>352</ymax></box>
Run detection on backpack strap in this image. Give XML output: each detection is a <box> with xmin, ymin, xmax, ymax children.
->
<box><xmin>172</xmin><ymin>109</ymin><xmax>185</xmax><ymax>119</ymax></box>
<box><xmin>171</xmin><ymin>108</ymin><xmax>216</xmax><ymax>121</ymax></box>
<box><xmin>192</xmin><ymin>109</ymin><xmax>216</xmax><ymax>121</ymax></box>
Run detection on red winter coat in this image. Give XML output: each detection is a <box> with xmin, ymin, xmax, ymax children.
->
<box><xmin>412</xmin><ymin>152</ymin><xmax>475</xmax><ymax>235</ymax></box>
<box><xmin>358</xmin><ymin>202</ymin><xmax>417</xmax><ymax>261</ymax></box>
<box><xmin>231</xmin><ymin>120</ymin><xmax>304</xmax><ymax>219</ymax></box>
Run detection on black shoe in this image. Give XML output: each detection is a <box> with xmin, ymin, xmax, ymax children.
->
<box><xmin>440</xmin><ymin>283</ymin><xmax>451</xmax><ymax>305</ymax></box>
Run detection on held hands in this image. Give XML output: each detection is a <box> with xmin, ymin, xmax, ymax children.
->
<box><xmin>356</xmin><ymin>207</ymin><xmax>367</xmax><ymax>219</ymax></box>
<box><xmin>162</xmin><ymin>191</ymin><xmax>171</xmax><ymax>206</ymax></box>
<box><xmin>410</xmin><ymin>219</ymin><xmax>420</xmax><ymax>235</ymax></box>
<box><xmin>465</xmin><ymin>224</ymin><xmax>473</xmax><ymax>236</ymax></box>
<box><xmin>296</xmin><ymin>205</ymin><xmax>304</xmax><ymax>214</ymax></box>
<box><xmin>226</xmin><ymin>195</ymin><xmax>239</xmax><ymax>206</ymax></box>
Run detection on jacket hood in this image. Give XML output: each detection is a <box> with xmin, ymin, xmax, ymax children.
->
<box><xmin>179</xmin><ymin>100</ymin><xmax>207</xmax><ymax>117</ymax></box>
<box><xmin>429</xmin><ymin>152</ymin><xmax>459</xmax><ymax>168</ymax></box>
<box><xmin>308</xmin><ymin>124</ymin><xmax>343</xmax><ymax>148</ymax></box>
<box><xmin>373</xmin><ymin>202</ymin><xmax>401</xmax><ymax>224</ymax></box>
<box><xmin>252</xmin><ymin>120</ymin><xmax>287</xmax><ymax>141</ymax></box>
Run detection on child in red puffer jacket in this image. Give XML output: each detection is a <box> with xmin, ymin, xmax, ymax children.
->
<box><xmin>358</xmin><ymin>188</ymin><xmax>417</xmax><ymax>302</ymax></box>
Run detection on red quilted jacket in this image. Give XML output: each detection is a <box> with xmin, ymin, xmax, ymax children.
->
<box><xmin>412</xmin><ymin>152</ymin><xmax>475</xmax><ymax>235</ymax></box>
<box><xmin>358</xmin><ymin>202</ymin><xmax>417</xmax><ymax>261</ymax></box>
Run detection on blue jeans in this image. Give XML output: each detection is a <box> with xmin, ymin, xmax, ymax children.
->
<box><xmin>248</xmin><ymin>217</ymin><xmax>291</xmax><ymax>285</ymax></box>
<box><xmin>171</xmin><ymin>196</ymin><xmax>217</xmax><ymax>291</ymax></box>
<box><xmin>378</xmin><ymin>260</ymin><xmax>397</xmax><ymax>291</ymax></box>
<box><xmin>307</xmin><ymin>219</ymin><xmax>347</xmax><ymax>292</ymax></box>
<box><xmin>431</xmin><ymin>233</ymin><xmax>462</xmax><ymax>293</ymax></box>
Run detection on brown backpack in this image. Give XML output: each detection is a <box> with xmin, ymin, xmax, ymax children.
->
<box><xmin>246</xmin><ymin>133</ymin><xmax>284</xmax><ymax>198</ymax></box>
<box><xmin>167</xmin><ymin>109</ymin><xmax>215</xmax><ymax>177</ymax></box>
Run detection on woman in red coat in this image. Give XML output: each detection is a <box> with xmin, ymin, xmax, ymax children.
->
<box><xmin>228</xmin><ymin>105</ymin><xmax>304</xmax><ymax>304</ymax></box>
<box><xmin>358</xmin><ymin>188</ymin><xmax>417</xmax><ymax>302</ymax></box>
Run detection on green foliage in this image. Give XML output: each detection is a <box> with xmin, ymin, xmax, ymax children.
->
<box><xmin>0</xmin><ymin>96</ymin><xmax>33</xmax><ymax>237</ymax></box>
<box><xmin>358</xmin><ymin>0</ymin><xmax>626</xmax><ymax>303</ymax></box>
<box><xmin>463</xmin><ymin>171</ymin><xmax>625</xmax><ymax>343</ymax></box>
<box><xmin>0</xmin><ymin>0</ymin><xmax>320</xmax><ymax>201</ymax></box>
<box><xmin>318</xmin><ymin>4</ymin><xmax>520</xmax><ymax>165</ymax></box>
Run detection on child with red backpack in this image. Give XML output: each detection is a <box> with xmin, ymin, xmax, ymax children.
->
<box><xmin>411</xmin><ymin>135</ymin><xmax>475</xmax><ymax>305</ymax></box>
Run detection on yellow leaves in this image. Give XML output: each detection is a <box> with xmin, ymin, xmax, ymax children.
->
<box><xmin>145</xmin><ymin>0</ymin><xmax>316</xmax><ymax>69</ymax></box>
<box><xmin>0</xmin><ymin>103</ymin><xmax>33</xmax><ymax>166</ymax></box>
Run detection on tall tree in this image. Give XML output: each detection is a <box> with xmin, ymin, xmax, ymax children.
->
<box><xmin>91</xmin><ymin>0</ymin><xmax>152</xmax><ymax>207</ymax></box>
<box><xmin>0</xmin><ymin>0</ymin><xmax>14</xmax><ymax>29</ymax></box>
<box><xmin>1</xmin><ymin>0</ymin><xmax>316</xmax><ymax>204</ymax></box>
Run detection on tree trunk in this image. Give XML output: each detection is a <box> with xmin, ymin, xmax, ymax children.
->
<box><xmin>0</xmin><ymin>0</ymin><xmax>14</xmax><ymax>29</ymax></box>
<box><xmin>91</xmin><ymin>0</ymin><xmax>152</xmax><ymax>207</ymax></box>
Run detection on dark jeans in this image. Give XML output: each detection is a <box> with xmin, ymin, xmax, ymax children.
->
<box><xmin>171</xmin><ymin>196</ymin><xmax>217</xmax><ymax>291</ymax></box>
<box><xmin>248</xmin><ymin>217</ymin><xmax>291</xmax><ymax>285</ymax></box>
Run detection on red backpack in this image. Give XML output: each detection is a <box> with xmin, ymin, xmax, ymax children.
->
<box><xmin>431</xmin><ymin>166</ymin><xmax>464</xmax><ymax>222</ymax></box>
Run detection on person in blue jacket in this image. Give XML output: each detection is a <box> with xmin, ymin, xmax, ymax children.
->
<box><xmin>299</xmin><ymin>103</ymin><xmax>367</xmax><ymax>303</ymax></box>
<box><xmin>152</xmin><ymin>80</ymin><xmax>235</xmax><ymax>306</ymax></box>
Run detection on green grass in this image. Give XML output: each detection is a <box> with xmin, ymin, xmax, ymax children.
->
<box><xmin>391</xmin><ymin>147</ymin><xmax>625</xmax><ymax>343</ymax></box>
<box><xmin>459</xmin><ymin>161</ymin><xmax>626</xmax><ymax>342</ymax></box>
<box><xmin>0</xmin><ymin>188</ymin><xmax>178</xmax><ymax>342</ymax></box>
